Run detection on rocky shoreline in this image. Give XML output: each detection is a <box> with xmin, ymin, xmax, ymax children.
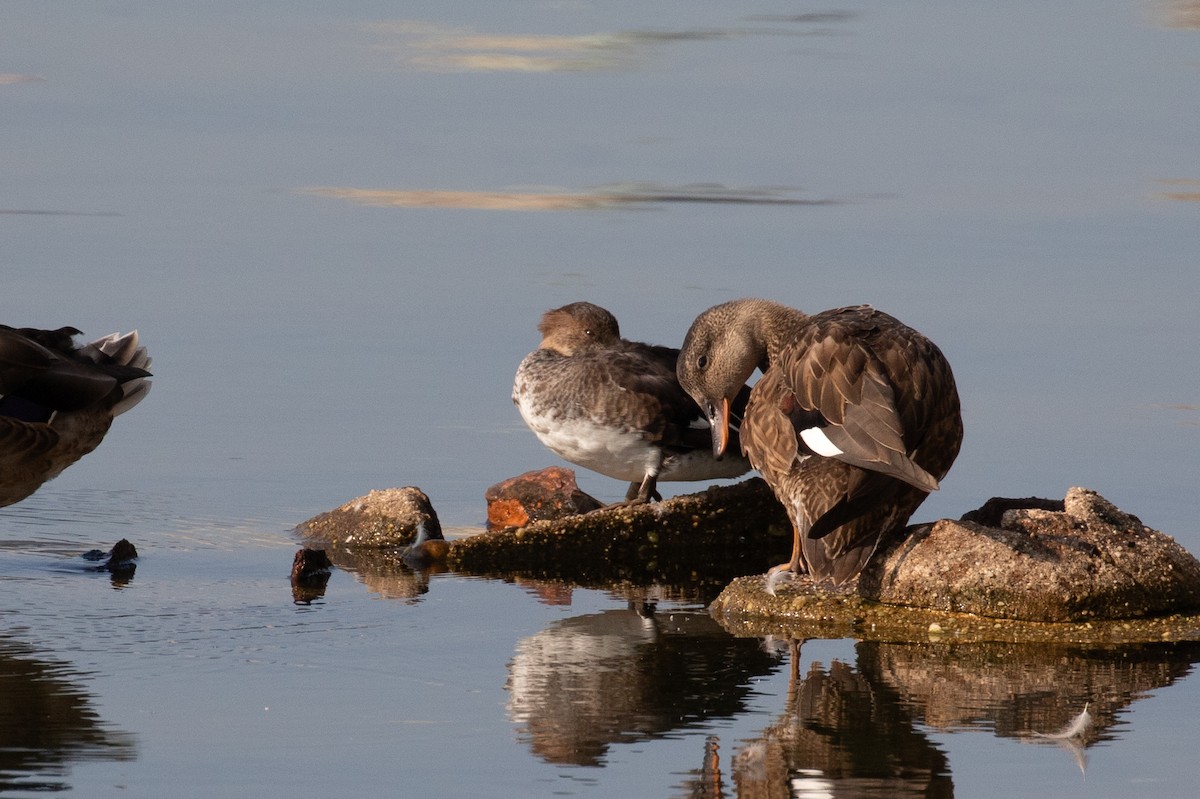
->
<box><xmin>295</xmin><ymin>473</ymin><xmax>1200</xmax><ymax>642</ymax></box>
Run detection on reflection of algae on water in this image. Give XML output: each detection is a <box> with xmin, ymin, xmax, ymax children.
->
<box><xmin>366</xmin><ymin>21</ymin><xmax>643</xmax><ymax>72</ymax></box>
<box><xmin>366</xmin><ymin>16</ymin><xmax>854</xmax><ymax>73</ymax></box>
<box><xmin>300</xmin><ymin>183</ymin><xmax>837</xmax><ymax>211</ymax></box>
<box><xmin>1157</xmin><ymin>179</ymin><xmax>1200</xmax><ymax>202</ymax></box>
<box><xmin>1151</xmin><ymin>402</ymin><xmax>1200</xmax><ymax>426</ymax></box>
<box><xmin>1155</xmin><ymin>0</ymin><xmax>1200</xmax><ymax>28</ymax></box>
<box><xmin>0</xmin><ymin>73</ymin><xmax>44</xmax><ymax>85</ymax></box>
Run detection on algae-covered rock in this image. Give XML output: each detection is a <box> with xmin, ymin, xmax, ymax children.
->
<box><xmin>295</xmin><ymin>486</ymin><xmax>440</xmax><ymax>548</ymax></box>
<box><xmin>862</xmin><ymin>487</ymin><xmax>1200</xmax><ymax>621</ymax></box>
<box><xmin>449</xmin><ymin>478</ymin><xmax>791</xmax><ymax>587</ymax></box>
<box><xmin>712</xmin><ymin>487</ymin><xmax>1200</xmax><ymax>639</ymax></box>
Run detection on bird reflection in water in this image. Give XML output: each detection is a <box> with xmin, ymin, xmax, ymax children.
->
<box><xmin>680</xmin><ymin>639</ymin><xmax>1200</xmax><ymax>798</ymax></box>
<box><xmin>503</xmin><ymin>594</ymin><xmax>1200</xmax><ymax>796</ymax></box>
<box><xmin>505</xmin><ymin>604</ymin><xmax>781</xmax><ymax>767</ymax></box>
<box><xmin>723</xmin><ymin>640</ymin><xmax>953</xmax><ymax>798</ymax></box>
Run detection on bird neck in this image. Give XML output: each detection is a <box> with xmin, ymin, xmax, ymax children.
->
<box><xmin>738</xmin><ymin>299</ymin><xmax>809</xmax><ymax>372</ymax></box>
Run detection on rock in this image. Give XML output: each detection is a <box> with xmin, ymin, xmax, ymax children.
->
<box><xmin>291</xmin><ymin>548</ymin><xmax>333</xmax><ymax>582</ymax></box>
<box><xmin>295</xmin><ymin>486</ymin><xmax>441</xmax><ymax>548</ymax></box>
<box><xmin>290</xmin><ymin>547</ymin><xmax>333</xmax><ymax>604</ymax></box>
<box><xmin>402</xmin><ymin>521</ymin><xmax>450</xmax><ymax>568</ymax></box>
<box><xmin>863</xmin><ymin>487</ymin><xmax>1200</xmax><ymax>621</ymax></box>
<box><xmin>484</xmin><ymin>466</ymin><xmax>603</xmax><ymax>530</ymax></box>
<box><xmin>82</xmin><ymin>538</ymin><xmax>138</xmax><ymax>577</ymax></box>
<box><xmin>449</xmin><ymin>478</ymin><xmax>792</xmax><ymax>589</ymax></box>
<box><xmin>713</xmin><ymin>488</ymin><xmax>1200</xmax><ymax>635</ymax></box>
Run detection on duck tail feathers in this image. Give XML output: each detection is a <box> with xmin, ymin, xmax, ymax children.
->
<box><xmin>84</xmin><ymin>331</ymin><xmax>152</xmax><ymax>416</ymax></box>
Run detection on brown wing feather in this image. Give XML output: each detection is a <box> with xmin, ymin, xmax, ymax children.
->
<box><xmin>740</xmin><ymin>367</ymin><xmax>800</xmax><ymax>481</ymax></box>
<box><xmin>740</xmin><ymin>304</ymin><xmax>963</xmax><ymax>584</ymax></box>
<box><xmin>0</xmin><ymin>417</ymin><xmax>60</xmax><ymax>461</ymax></box>
<box><xmin>776</xmin><ymin>308</ymin><xmax>940</xmax><ymax>491</ymax></box>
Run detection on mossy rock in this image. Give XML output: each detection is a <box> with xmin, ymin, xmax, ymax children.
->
<box><xmin>712</xmin><ymin>488</ymin><xmax>1200</xmax><ymax>642</ymax></box>
<box><xmin>448</xmin><ymin>478</ymin><xmax>791</xmax><ymax>589</ymax></box>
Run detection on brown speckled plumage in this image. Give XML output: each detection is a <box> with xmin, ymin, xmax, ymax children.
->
<box><xmin>678</xmin><ymin>299</ymin><xmax>962</xmax><ymax>586</ymax></box>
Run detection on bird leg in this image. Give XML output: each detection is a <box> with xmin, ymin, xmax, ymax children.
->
<box><xmin>765</xmin><ymin>523</ymin><xmax>805</xmax><ymax>596</ymax></box>
<box><xmin>610</xmin><ymin>473</ymin><xmax>662</xmax><ymax>507</ymax></box>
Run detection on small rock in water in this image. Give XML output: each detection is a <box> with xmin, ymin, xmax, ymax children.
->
<box><xmin>290</xmin><ymin>547</ymin><xmax>333</xmax><ymax>604</ymax></box>
<box><xmin>295</xmin><ymin>486</ymin><xmax>441</xmax><ymax>548</ymax></box>
<box><xmin>860</xmin><ymin>487</ymin><xmax>1200</xmax><ymax>622</ymax></box>
<box><xmin>82</xmin><ymin>538</ymin><xmax>138</xmax><ymax>575</ymax></box>
<box><xmin>291</xmin><ymin>548</ymin><xmax>333</xmax><ymax>582</ymax></box>
<box><xmin>402</xmin><ymin>521</ymin><xmax>450</xmax><ymax>569</ymax></box>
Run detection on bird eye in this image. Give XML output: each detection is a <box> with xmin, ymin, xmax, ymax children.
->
<box><xmin>697</xmin><ymin>355</ymin><xmax>708</xmax><ymax>370</ymax></box>
<box><xmin>584</xmin><ymin>328</ymin><xmax>593</xmax><ymax>337</ymax></box>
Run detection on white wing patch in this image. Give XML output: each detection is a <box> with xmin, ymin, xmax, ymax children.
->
<box><xmin>799</xmin><ymin>426</ymin><xmax>844</xmax><ymax>458</ymax></box>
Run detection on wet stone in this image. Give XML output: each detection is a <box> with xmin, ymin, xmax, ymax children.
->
<box><xmin>713</xmin><ymin>487</ymin><xmax>1200</xmax><ymax>640</ymax></box>
<box><xmin>484</xmin><ymin>466</ymin><xmax>603</xmax><ymax>530</ymax></box>
<box><xmin>82</xmin><ymin>538</ymin><xmax>138</xmax><ymax>576</ymax></box>
<box><xmin>290</xmin><ymin>548</ymin><xmax>333</xmax><ymax>582</ymax></box>
<box><xmin>450</xmin><ymin>477</ymin><xmax>792</xmax><ymax>589</ymax></box>
<box><xmin>290</xmin><ymin>547</ymin><xmax>333</xmax><ymax>604</ymax></box>
<box><xmin>295</xmin><ymin>486</ymin><xmax>441</xmax><ymax>548</ymax></box>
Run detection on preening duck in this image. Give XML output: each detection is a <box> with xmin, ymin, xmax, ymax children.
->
<box><xmin>677</xmin><ymin>299</ymin><xmax>962</xmax><ymax>588</ymax></box>
<box><xmin>513</xmin><ymin>302</ymin><xmax>750</xmax><ymax>504</ymax></box>
<box><xmin>1</xmin><ymin>325</ymin><xmax>152</xmax><ymax>507</ymax></box>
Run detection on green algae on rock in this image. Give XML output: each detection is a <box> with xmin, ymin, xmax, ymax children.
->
<box><xmin>713</xmin><ymin>488</ymin><xmax>1200</xmax><ymax>642</ymax></box>
<box><xmin>712</xmin><ymin>573</ymin><xmax>1200</xmax><ymax>644</ymax></box>
<box><xmin>448</xmin><ymin>478</ymin><xmax>791</xmax><ymax>587</ymax></box>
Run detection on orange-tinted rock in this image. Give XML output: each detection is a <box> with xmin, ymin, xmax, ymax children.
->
<box><xmin>402</xmin><ymin>521</ymin><xmax>450</xmax><ymax>568</ymax></box>
<box><xmin>485</xmin><ymin>467</ymin><xmax>603</xmax><ymax>530</ymax></box>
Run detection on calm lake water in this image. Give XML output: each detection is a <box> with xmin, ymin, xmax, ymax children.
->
<box><xmin>3</xmin><ymin>1</ymin><xmax>1199</xmax><ymax>796</ymax></box>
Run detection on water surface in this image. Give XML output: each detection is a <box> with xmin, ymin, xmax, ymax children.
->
<box><xmin>3</xmin><ymin>1</ymin><xmax>1199</xmax><ymax>796</ymax></box>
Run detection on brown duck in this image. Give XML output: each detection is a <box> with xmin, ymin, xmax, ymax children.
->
<box><xmin>1</xmin><ymin>325</ymin><xmax>152</xmax><ymax>507</ymax></box>
<box><xmin>677</xmin><ymin>299</ymin><xmax>962</xmax><ymax>588</ymax></box>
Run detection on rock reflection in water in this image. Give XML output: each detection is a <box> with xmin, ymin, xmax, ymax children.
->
<box><xmin>0</xmin><ymin>638</ymin><xmax>135</xmax><ymax>793</ymax></box>
<box><xmin>505</xmin><ymin>606</ymin><xmax>780</xmax><ymax>766</ymax></box>
<box><xmin>315</xmin><ymin>544</ymin><xmax>445</xmax><ymax>603</ymax></box>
